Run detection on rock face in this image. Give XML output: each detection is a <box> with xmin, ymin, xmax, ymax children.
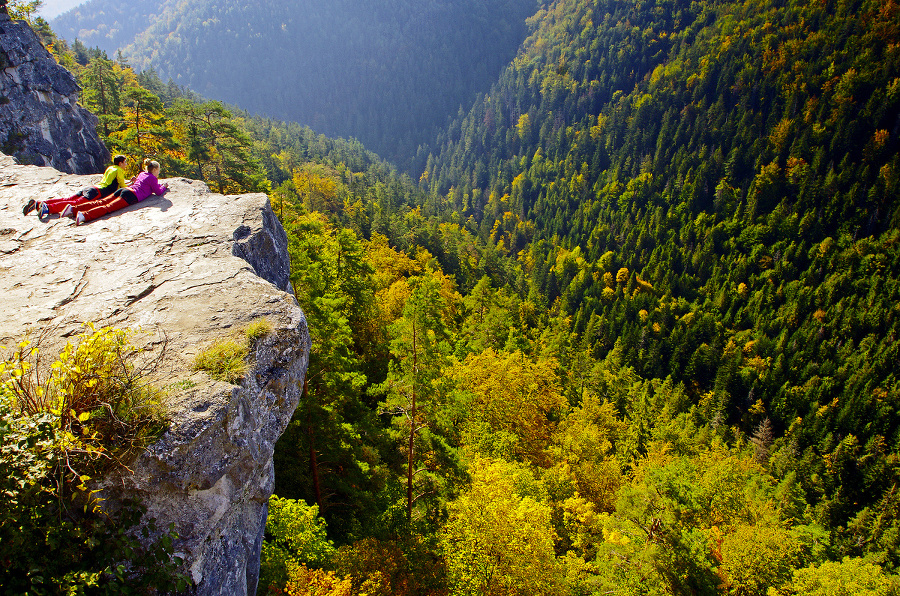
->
<box><xmin>0</xmin><ymin>153</ymin><xmax>310</xmax><ymax>595</ymax></box>
<box><xmin>0</xmin><ymin>10</ymin><xmax>110</xmax><ymax>173</ymax></box>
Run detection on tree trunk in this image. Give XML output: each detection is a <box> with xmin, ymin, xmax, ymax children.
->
<box><xmin>407</xmin><ymin>320</ymin><xmax>417</xmax><ymax>523</ymax></box>
<box><xmin>97</xmin><ymin>63</ymin><xmax>109</xmax><ymax>137</ymax></box>
<box><xmin>305</xmin><ymin>377</ymin><xmax>322</xmax><ymax>509</ymax></box>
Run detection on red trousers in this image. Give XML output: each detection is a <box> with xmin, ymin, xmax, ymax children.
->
<box><xmin>44</xmin><ymin>186</ymin><xmax>102</xmax><ymax>214</ymax></box>
<box><xmin>74</xmin><ymin>195</ymin><xmax>132</xmax><ymax>223</ymax></box>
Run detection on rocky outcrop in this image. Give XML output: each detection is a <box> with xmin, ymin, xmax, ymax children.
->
<box><xmin>0</xmin><ymin>9</ymin><xmax>109</xmax><ymax>173</ymax></box>
<box><xmin>0</xmin><ymin>153</ymin><xmax>309</xmax><ymax>595</ymax></box>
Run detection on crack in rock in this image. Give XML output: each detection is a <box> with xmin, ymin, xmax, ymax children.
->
<box><xmin>53</xmin><ymin>265</ymin><xmax>88</xmax><ymax>309</ymax></box>
<box><xmin>124</xmin><ymin>282</ymin><xmax>162</xmax><ymax>308</ymax></box>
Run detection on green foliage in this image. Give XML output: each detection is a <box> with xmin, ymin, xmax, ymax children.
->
<box><xmin>440</xmin><ymin>457</ymin><xmax>564</xmax><ymax>596</ymax></box>
<box><xmin>448</xmin><ymin>348</ymin><xmax>566</xmax><ymax>465</ymax></box>
<box><xmin>717</xmin><ymin>523</ymin><xmax>809</xmax><ymax>596</ymax></box>
<box><xmin>5</xmin><ymin>324</ymin><xmax>167</xmax><ymax>474</ymax></box>
<box><xmin>193</xmin><ymin>339</ymin><xmax>248</xmax><ymax>384</ymax></box>
<box><xmin>31</xmin><ymin>36</ymin><xmax>269</xmax><ymax>189</ymax></box>
<box><xmin>416</xmin><ymin>0</ymin><xmax>900</xmax><ymax>568</ymax></box>
<box><xmin>51</xmin><ymin>325</ymin><xmax>164</xmax><ymax>439</ymax></box>
<box><xmin>108</xmin><ymin>84</ymin><xmax>179</xmax><ymax>167</ymax></box>
<box><xmin>274</xmin><ymin>211</ymin><xmax>385</xmax><ymax>541</ymax></box>
<box><xmin>377</xmin><ymin>274</ymin><xmax>456</xmax><ymax>525</ymax></box>
<box><xmin>167</xmin><ymin>378</ymin><xmax>197</xmax><ymax>392</ymax></box>
<box><xmin>6</xmin><ymin>0</ymin><xmax>41</xmax><ymax>22</ymax></box>
<box><xmin>566</xmin><ymin>443</ymin><xmax>810</xmax><ymax>596</ymax></box>
<box><xmin>331</xmin><ymin>535</ymin><xmax>446</xmax><ymax>596</ymax></box>
<box><xmin>773</xmin><ymin>557</ymin><xmax>900</xmax><ymax>596</ymax></box>
<box><xmin>259</xmin><ymin>496</ymin><xmax>336</xmax><ymax>594</ymax></box>
<box><xmin>282</xmin><ymin>564</ymin><xmax>352</xmax><ymax>596</ymax></box>
<box><xmin>0</xmin><ymin>330</ymin><xmax>188</xmax><ymax>593</ymax></box>
<box><xmin>173</xmin><ymin>99</ymin><xmax>270</xmax><ymax>193</ymax></box>
<box><xmin>81</xmin><ymin>56</ymin><xmax>123</xmax><ymax>138</ymax></box>
<box><xmin>546</xmin><ymin>394</ymin><xmax>625</xmax><ymax>513</ymax></box>
<box><xmin>37</xmin><ymin>0</ymin><xmax>900</xmax><ymax>591</ymax></box>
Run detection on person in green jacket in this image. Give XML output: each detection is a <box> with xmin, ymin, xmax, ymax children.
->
<box><xmin>24</xmin><ymin>155</ymin><xmax>128</xmax><ymax>217</ymax></box>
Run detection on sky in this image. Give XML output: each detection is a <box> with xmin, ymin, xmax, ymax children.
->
<box><xmin>37</xmin><ymin>0</ymin><xmax>83</xmax><ymax>19</ymax></box>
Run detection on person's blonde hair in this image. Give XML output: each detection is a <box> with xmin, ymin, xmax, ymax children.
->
<box><xmin>142</xmin><ymin>158</ymin><xmax>160</xmax><ymax>172</ymax></box>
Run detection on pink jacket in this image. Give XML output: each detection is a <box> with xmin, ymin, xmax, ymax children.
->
<box><xmin>130</xmin><ymin>171</ymin><xmax>168</xmax><ymax>201</ymax></box>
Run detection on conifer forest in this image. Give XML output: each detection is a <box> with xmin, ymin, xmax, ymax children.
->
<box><xmin>3</xmin><ymin>0</ymin><xmax>900</xmax><ymax>593</ymax></box>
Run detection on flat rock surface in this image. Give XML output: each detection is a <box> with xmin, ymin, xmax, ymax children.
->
<box><xmin>0</xmin><ymin>152</ymin><xmax>291</xmax><ymax>364</ymax></box>
<box><xmin>0</xmin><ymin>153</ymin><xmax>309</xmax><ymax>595</ymax></box>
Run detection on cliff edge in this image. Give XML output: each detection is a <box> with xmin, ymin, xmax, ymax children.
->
<box><xmin>0</xmin><ymin>153</ymin><xmax>310</xmax><ymax>595</ymax></box>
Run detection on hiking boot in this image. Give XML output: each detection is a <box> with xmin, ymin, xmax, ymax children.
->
<box><xmin>60</xmin><ymin>204</ymin><xmax>75</xmax><ymax>218</ymax></box>
<box><xmin>38</xmin><ymin>202</ymin><xmax>49</xmax><ymax>218</ymax></box>
<box><xmin>75</xmin><ymin>212</ymin><xmax>85</xmax><ymax>226</ymax></box>
<box><xmin>22</xmin><ymin>199</ymin><xmax>36</xmax><ymax>215</ymax></box>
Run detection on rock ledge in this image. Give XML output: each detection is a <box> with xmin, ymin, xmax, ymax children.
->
<box><xmin>0</xmin><ymin>153</ymin><xmax>309</xmax><ymax>595</ymax></box>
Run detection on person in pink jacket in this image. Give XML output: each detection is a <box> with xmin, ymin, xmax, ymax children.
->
<box><xmin>69</xmin><ymin>158</ymin><xmax>169</xmax><ymax>225</ymax></box>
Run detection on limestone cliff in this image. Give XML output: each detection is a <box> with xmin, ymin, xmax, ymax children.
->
<box><xmin>0</xmin><ymin>9</ymin><xmax>110</xmax><ymax>173</ymax></box>
<box><xmin>0</xmin><ymin>153</ymin><xmax>310</xmax><ymax>595</ymax></box>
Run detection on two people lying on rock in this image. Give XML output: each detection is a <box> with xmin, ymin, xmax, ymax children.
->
<box><xmin>68</xmin><ymin>158</ymin><xmax>169</xmax><ymax>225</ymax></box>
<box><xmin>23</xmin><ymin>154</ymin><xmax>128</xmax><ymax>217</ymax></box>
<box><xmin>24</xmin><ymin>158</ymin><xmax>169</xmax><ymax>225</ymax></box>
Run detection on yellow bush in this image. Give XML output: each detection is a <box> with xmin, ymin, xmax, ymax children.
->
<box><xmin>1</xmin><ymin>323</ymin><xmax>167</xmax><ymax>479</ymax></box>
<box><xmin>285</xmin><ymin>562</ymin><xmax>352</xmax><ymax>596</ymax></box>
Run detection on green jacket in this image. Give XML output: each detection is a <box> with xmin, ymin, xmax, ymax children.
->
<box><xmin>99</xmin><ymin>165</ymin><xmax>126</xmax><ymax>190</ymax></box>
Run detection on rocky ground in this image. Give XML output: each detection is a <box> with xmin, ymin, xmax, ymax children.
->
<box><xmin>0</xmin><ymin>153</ymin><xmax>310</xmax><ymax>595</ymax></box>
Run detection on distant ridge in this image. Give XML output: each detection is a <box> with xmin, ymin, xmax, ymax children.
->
<box><xmin>53</xmin><ymin>0</ymin><xmax>539</xmax><ymax>167</ymax></box>
<box><xmin>52</xmin><ymin>0</ymin><xmax>166</xmax><ymax>57</ymax></box>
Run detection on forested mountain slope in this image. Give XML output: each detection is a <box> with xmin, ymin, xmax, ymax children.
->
<box><xmin>19</xmin><ymin>0</ymin><xmax>900</xmax><ymax>592</ymax></box>
<box><xmin>424</xmin><ymin>0</ymin><xmax>900</xmax><ymax>534</ymax></box>
<box><xmin>52</xmin><ymin>0</ymin><xmax>537</xmax><ymax>165</ymax></box>
<box><xmin>50</xmin><ymin>0</ymin><xmax>163</xmax><ymax>56</ymax></box>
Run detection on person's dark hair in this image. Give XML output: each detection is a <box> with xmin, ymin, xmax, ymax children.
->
<box><xmin>113</xmin><ymin>155</ymin><xmax>127</xmax><ymax>166</ymax></box>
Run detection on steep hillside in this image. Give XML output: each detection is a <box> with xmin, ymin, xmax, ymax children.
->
<box><xmin>53</xmin><ymin>0</ymin><xmax>537</xmax><ymax>166</ymax></box>
<box><xmin>424</xmin><ymin>0</ymin><xmax>900</xmax><ymax>531</ymax></box>
<box><xmin>50</xmin><ymin>0</ymin><xmax>164</xmax><ymax>55</ymax></box>
<box><xmin>29</xmin><ymin>0</ymin><xmax>900</xmax><ymax>591</ymax></box>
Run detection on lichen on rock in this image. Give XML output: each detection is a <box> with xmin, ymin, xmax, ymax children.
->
<box><xmin>0</xmin><ymin>11</ymin><xmax>109</xmax><ymax>173</ymax></box>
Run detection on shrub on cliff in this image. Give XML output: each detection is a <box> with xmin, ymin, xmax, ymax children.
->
<box><xmin>193</xmin><ymin>319</ymin><xmax>274</xmax><ymax>385</ymax></box>
<box><xmin>0</xmin><ymin>325</ymin><xmax>188</xmax><ymax>593</ymax></box>
<box><xmin>5</xmin><ymin>0</ymin><xmax>41</xmax><ymax>22</ymax></box>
